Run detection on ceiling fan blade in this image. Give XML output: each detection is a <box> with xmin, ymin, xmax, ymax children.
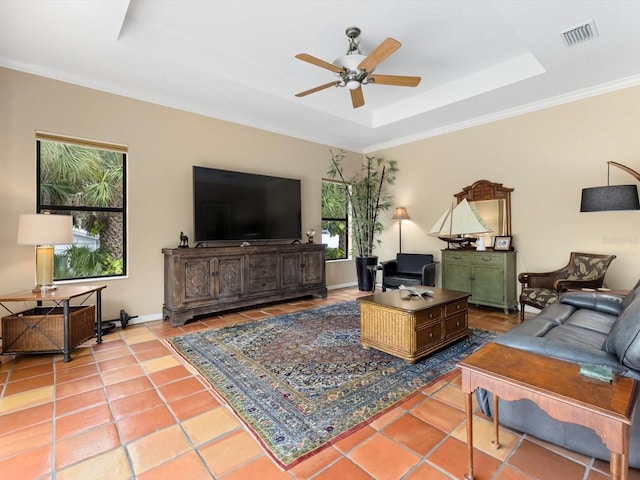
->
<box><xmin>350</xmin><ymin>87</ymin><xmax>365</xmax><ymax>108</ymax></box>
<box><xmin>295</xmin><ymin>81</ymin><xmax>340</xmax><ymax>97</ymax></box>
<box><xmin>368</xmin><ymin>74</ymin><xmax>421</xmax><ymax>87</ymax></box>
<box><xmin>295</xmin><ymin>53</ymin><xmax>343</xmax><ymax>73</ymax></box>
<box><xmin>358</xmin><ymin>37</ymin><xmax>401</xmax><ymax>72</ymax></box>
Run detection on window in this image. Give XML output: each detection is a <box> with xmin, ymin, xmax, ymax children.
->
<box><xmin>36</xmin><ymin>133</ymin><xmax>127</xmax><ymax>280</ymax></box>
<box><xmin>321</xmin><ymin>179</ymin><xmax>349</xmax><ymax>260</ymax></box>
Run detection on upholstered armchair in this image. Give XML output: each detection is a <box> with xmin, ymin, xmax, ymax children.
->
<box><xmin>381</xmin><ymin>253</ymin><xmax>438</xmax><ymax>292</ymax></box>
<box><xmin>518</xmin><ymin>252</ymin><xmax>616</xmax><ymax>321</ymax></box>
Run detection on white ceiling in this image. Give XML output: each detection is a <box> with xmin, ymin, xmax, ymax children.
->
<box><xmin>2</xmin><ymin>1</ymin><xmax>640</xmax><ymax>153</ymax></box>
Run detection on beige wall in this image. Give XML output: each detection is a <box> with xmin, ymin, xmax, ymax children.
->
<box><xmin>0</xmin><ymin>67</ymin><xmax>360</xmax><ymax>320</ymax></box>
<box><xmin>2</xmin><ymin>66</ymin><xmax>640</xmax><ymax>322</ymax></box>
<box><xmin>373</xmin><ymin>86</ymin><xmax>640</xmax><ymax>291</ymax></box>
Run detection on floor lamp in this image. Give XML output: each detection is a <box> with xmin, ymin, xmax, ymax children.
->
<box><xmin>18</xmin><ymin>213</ymin><xmax>73</xmax><ymax>292</ymax></box>
<box><xmin>392</xmin><ymin>207</ymin><xmax>410</xmax><ymax>253</ymax></box>
<box><xmin>581</xmin><ymin>161</ymin><xmax>640</xmax><ymax>212</ymax></box>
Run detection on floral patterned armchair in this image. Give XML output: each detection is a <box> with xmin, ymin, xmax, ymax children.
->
<box><xmin>518</xmin><ymin>252</ymin><xmax>616</xmax><ymax>321</ymax></box>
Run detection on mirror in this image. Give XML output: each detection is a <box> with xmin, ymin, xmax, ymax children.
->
<box><xmin>454</xmin><ymin>180</ymin><xmax>513</xmax><ymax>239</ymax></box>
<box><xmin>473</xmin><ymin>199</ymin><xmax>507</xmax><ymax>236</ymax></box>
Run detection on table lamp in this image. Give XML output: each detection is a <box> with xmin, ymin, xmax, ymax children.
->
<box><xmin>18</xmin><ymin>213</ymin><xmax>73</xmax><ymax>292</ymax></box>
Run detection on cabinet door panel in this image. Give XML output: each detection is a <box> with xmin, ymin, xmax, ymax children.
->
<box><xmin>302</xmin><ymin>250</ymin><xmax>323</xmax><ymax>285</ymax></box>
<box><xmin>184</xmin><ymin>259</ymin><xmax>213</xmax><ymax>300</ymax></box>
<box><xmin>215</xmin><ymin>256</ymin><xmax>245</xmax><ymax>297</ymax></box>
<box><xmin>444</xmin><ymin>264</ymin><xmax>472</xmax><ymax>293</ymax></box>
<box><xmin>472</xmin><ymin>264</ymin><xmax>504</xmax><ymax>304</ymax></box>
<box><xmin>281</xmin><ymin>253</ymin><xmax>302</xmax><ymax>288</ymax></box>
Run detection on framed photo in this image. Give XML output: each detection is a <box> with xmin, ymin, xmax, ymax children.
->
<box><xmin>493</xmin><ymin>235</ymin><xmax>512</xmax><ymax>251</ymax></box>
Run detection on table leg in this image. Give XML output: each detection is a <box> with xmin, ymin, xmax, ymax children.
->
<box><xmin>464</xmin><ymin>391</ymin><xmax>474</xmax><ymax>480</ymax></box>
<box><xmin>95</xmin><ymin>290</ymin><xmax>103</xmax><ymax>344</ymax></box>
<box><xmin>492</xmin><ymin>395</ymin><xmax>500</xmax><ymax>449</ymax></box>
<box><xmin>611</xmin><ymin>452</ymin><xmax>621</xmax><ymax>480</ymax></box>
<box><xmin>622</xmin><ymin>425</ymin><xmax>630</xmax><ymax>480</ymax></box>
<box><xmin>63</xmin><ymin>300</ymin><xmax>71</xmax><ymax>362</ymax></box>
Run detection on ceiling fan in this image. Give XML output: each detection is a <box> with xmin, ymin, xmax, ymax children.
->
<box><xmin>295</xmin><ymin>27</ymin><xmax>421</xmax><ymax>109</ymax></box>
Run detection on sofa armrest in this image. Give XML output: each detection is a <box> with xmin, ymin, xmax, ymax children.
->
<box><xmin>380</xmin><ymin>260</ymin><xmax>398</xmax><ymax>276</ymax></box>
<box><xmin>421</xmin><ymin>261</ymin><xmax>439</xmax><ymax>287</ymax></box>
<box><xmin>559</xmin><ymin>291</ymin><xmax>625</xmax><ymax>316</ymax></box>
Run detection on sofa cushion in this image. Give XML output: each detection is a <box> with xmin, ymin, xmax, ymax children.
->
<box><xmin>395</xmin><ymin>254</ymin><xmax>433</xmax><ymax>276</ymax></box>
<box><xmin>534</xmin><ymin>301</ymin><xmax>575</xmax><ymax>325</ymax></box>
<box><xmin>545</xmin><ymin>324</ymin><xmax>609</xmax><ymax>350</ymax></box>
<box><xmin>605</xmin><ymin>297</ymin><xmax>640</xmax><ymax>369</ymax></box>
<box><xmin>560</xmin><ymin>291</ymin><xmax>624</xmax><ymax>316</ymax></box>
<box><xmin>564</xmin><ymin>309</ymin><xmax>618</xmax><ymax>335</ymax></box>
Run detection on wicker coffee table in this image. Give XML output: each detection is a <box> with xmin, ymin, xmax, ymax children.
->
<box><xmin>357</xmin><ymin>287</ymin><xmax>470</xmax><ymax>363</ymax></box>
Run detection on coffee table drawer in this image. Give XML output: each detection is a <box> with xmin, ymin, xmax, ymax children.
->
<box><xmin>445</xmin><ymin>299</ymin><xmax>467</xmax><ymax>316</ymax></box>
<box><xmin>416</xmin><ymin>306</ymin><xmax>443</xmax><ymax>326</ymax></box>
<box><xmin>444</xmin><ymin>312</ymin><xmax>467</xmax><ymax>337</ymax></box>
<box><xmin>416</xmin><ymin>323</ymin><xmax>443</xmax><ymax>349</ymax></box>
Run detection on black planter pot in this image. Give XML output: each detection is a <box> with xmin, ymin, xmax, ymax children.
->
<box><xmin>355</xmin><ymin>256</ymin><xmax>379</xmax><ymax>292</ymax></box>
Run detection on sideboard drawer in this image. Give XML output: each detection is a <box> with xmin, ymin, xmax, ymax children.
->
<box><xmin>471</xmin><ymin>253</ymin><xmax>504</xmax><ymax>265</ymax></box>
<box><xmin>443</xmin><ymin>252</ymin><xmax>469</xmax><ymax>265</ymax></box>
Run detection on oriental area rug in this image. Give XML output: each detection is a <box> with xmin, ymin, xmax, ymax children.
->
<box><xmin>168</xmin><ymin>301</ymin><xmax>498</xmax><ymax>469</ymax></box>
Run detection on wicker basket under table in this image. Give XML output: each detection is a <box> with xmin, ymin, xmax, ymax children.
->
<box><xmin>2</xmin><ymin>305</ymin><xmax>95</xmax><ymax>353</ymax></box>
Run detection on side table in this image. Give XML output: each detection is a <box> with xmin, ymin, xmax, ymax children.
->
<box><xmin>366</xmin><ymin>264</ymin><xmax>382</xmax><ymax>293</ymax></box>
<box><xmin>458</xmin><ymin>343</ymin><xmax>638</xmax><ymax>480</ymax></box>
<box><xmin>0</xmin><ymin>285</ymin><xmax>106</xmax><ymax>362</ymax></box>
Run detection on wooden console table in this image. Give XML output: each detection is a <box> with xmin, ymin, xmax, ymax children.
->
<box><xmin>458</xmin><ymin>343</ymin><xmax>638</xmax><ymax>480</ymax></box>
<box><xmin>0</xmin><ymin>285</ymin><xmax>106</xmax><ymax>362</ymax></box>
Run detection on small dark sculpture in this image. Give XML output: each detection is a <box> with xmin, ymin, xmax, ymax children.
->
<box><xmin>179</xmin><ymin>231</ymin><xmax>189</xmax><ymax>248</ymax></box>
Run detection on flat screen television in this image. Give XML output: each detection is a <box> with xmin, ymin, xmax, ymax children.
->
<box><xmin>193</xmin><ymin>166</ymin><xmax>302</xmax><ymax>244</ymax></box>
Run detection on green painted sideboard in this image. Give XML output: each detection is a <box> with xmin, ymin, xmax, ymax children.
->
<box><xmin>441</xmin><ymin>249</ymin><xmax>517</xmax><ymax>314</ymax></box>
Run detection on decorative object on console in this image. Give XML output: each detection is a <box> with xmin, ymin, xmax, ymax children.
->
<box><xmin>295</xmin><ymin>27</ymin><xmax>421</xmax><ymax>109</ymax></box>
<box><xmin>580</xmin><ymin>161</ymin><xmax>640</xmax><ymax>212</ymax></box>
<box><xmin>306</xmin><ymin>228</ymin><xmax>315</xmax><ymax>243</ymax></box>
<box><xmin>428</xmin><ymin>199</ymin><xmax>490</xmax><ymax>249</ymax></box>
<box><xmin>493</xmin><ymin>235</ymin><xmax>512</xmax><ymax>251</ymax></box>
<box><xmin>17</xmin><ymin>213</ymin><xmax>72</xmax><ymax>292</ymax></box>
<box><xmin>179</xmin><ymin>231</ymin><xmax>189</xmax><ymax>248</ymax></box>
<box><xmin>327</xmin><ymin>149</ymin><xmax>397</xmax><ymax>291</ymax></box>
<box><xmin>392</xmin><ymin>207</ymin><xmax>410</xmax><ymax>253</ymax></box>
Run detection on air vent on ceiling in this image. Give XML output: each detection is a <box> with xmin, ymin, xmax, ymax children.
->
<box><xmin>561</xmin><ymin>20</ymin><xmax>599</xmax><ymax>47</ymax></box>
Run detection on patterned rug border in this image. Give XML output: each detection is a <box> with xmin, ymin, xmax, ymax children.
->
<box><xmin>166</xmin><ymin>301</ymin><xmax>498</xmax><ymax>470</ymax></box>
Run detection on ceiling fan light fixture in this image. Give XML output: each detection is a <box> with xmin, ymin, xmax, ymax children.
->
<box><xmin>333</xmin><ymin>54</ymin><xmax>368</xmax><ymax>72</ymax></box>
<box><xmin>346</xmin><ymin>80</ymin><xmax>361</xmax><ymax>90</ymax></box>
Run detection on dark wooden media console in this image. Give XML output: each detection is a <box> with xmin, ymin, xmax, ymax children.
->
<box><xmin>163</xmin><ymin>243</ymin><xmax>327</xmax><ymax>326</ymax></box>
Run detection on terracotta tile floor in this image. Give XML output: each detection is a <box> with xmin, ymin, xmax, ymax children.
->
<box><xmin>1</xmin><ymin>287</ymin><xmax>639</xmax><ymax>479</ymax></box>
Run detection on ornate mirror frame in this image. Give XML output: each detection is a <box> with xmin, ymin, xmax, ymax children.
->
<box><xmin>454</xmin><ymin>180</ymin><xmax>514</xmax><ymax>236</ymax></box>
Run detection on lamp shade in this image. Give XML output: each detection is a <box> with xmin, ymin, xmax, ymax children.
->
<box><xmin>580</xmin><ymin>185</ymin><xmax>640</xmax><ymax>212</ymax></box>
<box><xmin>17</xmin><ymin>214</ymin><xmax>73</xmax><ymax>245</ymax></box>
<box><xmin>392</xmin><ymin>207</ymin><xmax>410</xmax><ymax>220</ymax></box>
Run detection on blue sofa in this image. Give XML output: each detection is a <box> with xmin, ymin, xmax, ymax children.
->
<box><xmin>477</xmin><ymin>279</ymin><xmax>640</xmax><ymax>467</ymax></box>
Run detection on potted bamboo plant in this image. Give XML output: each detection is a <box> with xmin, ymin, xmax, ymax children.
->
<box><xmin>328</xmin><ymin>149</ymin><xmax>397</xmax><ymax>290</ymax></box>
